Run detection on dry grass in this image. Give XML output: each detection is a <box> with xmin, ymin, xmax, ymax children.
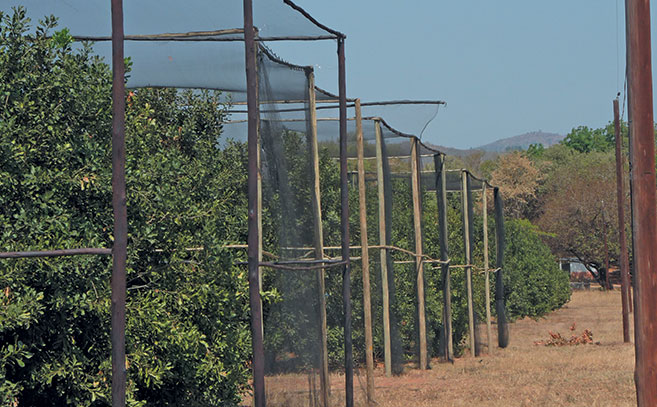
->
<box><xmin>244</xmin><ymin>289</ymin><xmax>637</xmax><ymax>406</ymax></box>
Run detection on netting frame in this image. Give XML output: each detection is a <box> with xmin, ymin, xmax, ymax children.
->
<box><xmin>0</xmin><ymin>1</ymin><xmax>349</xmax><ymax>405</ymax></box>
<box><xmin>0</xmin><ymin>1</ymin><xmax>514</xmax><ymax>404</ymax></box>
<box><xmin>442</xmin><ymin>169</ymin><xmax>509</xmax><ymax>358</ymax></box>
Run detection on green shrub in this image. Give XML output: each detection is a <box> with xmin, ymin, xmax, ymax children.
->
<box><xmin>502</xmin><ymin>219</ymin><xmax>571</xmax><ymax>319</ymax></box>
<box><xmin>1</xmin><ymin>10</ymin><xmax>251</xmax><ymax>406</ymax></box>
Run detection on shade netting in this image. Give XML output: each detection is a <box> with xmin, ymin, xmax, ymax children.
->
<box><xmin>3</xmin><ymin>0</ymin><xmax>342</xmax><ymax>102</ymax></box>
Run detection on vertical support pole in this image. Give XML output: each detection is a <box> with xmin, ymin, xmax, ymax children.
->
<box><xmin>355</xmin><ymin>100</ymin><xmax>375</xmax><ymax>404</ymax></box>
<box><xmin>461</xmin><ymin>171</ymin><xmax>475</xmax><ymax>357</ymax></box>
<box><xmin>434</xmin><ymin>154</ymin><xmax>453</xmax><ymax>362</ymax></box>
<box><xmin>602</xmin><ymin>206</ymin><xmax>611</xmax><ymax>290</ymax></box>
<box><xmin>306</xmin><ymin>70</ymin><xmax>330</xmax><ymax>407</ymax></box>
<box><xmin>629</xmin><ymin>267</ymin><xmax>634</xmax><ymax>312</ymax></box>
<box><xmin>466</xmin><ymin>174</ymin><xmax>480</xmax><ymax>356</ymax></box>
<box><xmin>374</xmin><ymin>120</ymin><xmax>392</xmax><ymax>377</ymax></box>
<box><xmin>337</xmin><ymin>36</ymin><xmax>353</xmax><ymax>407</ymax></box>
<box><xmin>624</xmin><ymin>0</ymin><xmax>635</xmax><ymax>317</ymax></box>
<box><xmin>482</xmin><ymin>184</ymin><xmax>492</xmax><ymax>354</ymax></box>
<box><xmin>110</xmin><ymin>1</ymin><xmax>127</xmax><ymax>405</ymax></box>
<box><xmin>626</xmin><ymin>1</ymin><xmax>657</xmax><ymax>404</ymax></box>
<box><xmin>494</xmin><ymin>187</ymin><xmax>509</xmax><ymax>348</ymax></box>
<box><xmin>410</xmin><ymin>138</ymin><xmax>427</xmax><ymax>369</ymax></box>
<box><xmin>255</xmin><ymin>44</ymin><xmax>264</xmax><ymax>340</ymax></box>
<box><xmin>613</xmin><ymin>98</ymin><xmax>631</xmax><ymax>343</ymax></box>
<box><xmin>243</xmin><ymin>1</ymin><xmax>265</xmax><ymax>405</ymax></box>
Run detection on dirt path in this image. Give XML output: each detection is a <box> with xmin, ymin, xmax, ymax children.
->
<box><xmin>365</xmin><ymin>289</ymin><xmax>636</xmax><ymax>407</ymax></box>
<box><xmin>247</xmin><ymin>289</ymin><xmax>636</xmax><ymax>406</ymax></box>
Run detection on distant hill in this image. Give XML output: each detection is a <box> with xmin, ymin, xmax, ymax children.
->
<box><xmin>476</xmin><ymin>131</ymin><xmax>565</xmax><ymax>153</ymax></box>
<box><xmin>429</xmin><ymin>131</ymin><xmax>565</xmax><ymax>157</ymax></box>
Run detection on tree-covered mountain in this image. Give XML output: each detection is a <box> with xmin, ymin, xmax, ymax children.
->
<box><xmin>431</xmin><ymin>130</ymin><xmax>565</xmax><ymax>157</ymax></box>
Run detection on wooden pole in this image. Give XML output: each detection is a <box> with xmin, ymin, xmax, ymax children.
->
<box><xmin>375</xmin><ymin>119</ymin><xmax>392</xmax><ymax>377</ymax></box>
<box><xmin>410</xmin><ymin>138</ymin><xmax>428</xmax><ymax>369</ymax></box>
<box><xmin>466</xmin><ymin>175</ymin><xmax>480</xmax><ymax>356</ymax></box>
<box><xmin>244</xmin><ymin>0</ymin><xmax>265</xmax><ymax>403</ymax></box>
<box><xmin>307</xmin><ymin>71</ymin><xmax>330</xmax><ymax>407</ymax></box>
<box><xmin>602</xmin><ymin>204</ymin><xmax>611</xmax><ymax>290</ymax></box>
<box><xmin>255</xmin><ymin>38</ymin><xmax>265</xmax><ymax>407</ymax></box>
<box><xmin>434</xmin><ymin>154</ymin><xmax>453</xmax><ymax>361</ymax></box>
<box><xmin>255</xmin><ymin>41</ymin><xmax>264</xmax><ymax>340</ymax></box>
<box><xmin>494</xmin><ymin>188</ymin><xmax>509</xmax><ymax>348</ymax></box>
<box><xmin>482</xmin><ymin>184</ymin><xmax>492</xmax><ymax>354</ymax></box>
<box><xmin>461</xmin><ymin>171</ymin><xmax>475</xmax><ymax>357</ymax></box>
<box><xmin>613</xmin><ymin>98</ymin><xmax>631</xmax><ymax>343</ymax></box>
<box><xmin>625</xmin><ymin>0</ymin><xmax>657</xmax><ymax>403</ymax></box>
<box><xmin>355</xmin><ymin>99</ymin><xmax>375</xmax><ymax>403</ymax></box>
<box><xmin>110</xmin><ymin>0</ymin><xmax>127</xmax><ymax>404</ymax></box>
<box><xmin>337</xmin><ymin>37</ymin><xmax>353</xmax><ymax>407</ymax></box>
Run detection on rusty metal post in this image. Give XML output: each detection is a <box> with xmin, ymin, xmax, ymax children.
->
<box><xmin>243</xmin><ymin>0</ymin><xmax>265</xmax><ymax>405</ymax></box>
<box><xmin>614</xmin><ymin>98</ymin><xmax>631</xmax><ymax>343</ymax></box>
<box><xmin>337</xmin><ymin>36</ymin><xmax>353</xmax><ymax>407</ymax></box>
<box><xmin>110</xmin><ymin>1</ymin><xmax>127</xmax><ymax>405</ymax></box>
<box><xmin>625</xmin><ymin>0</ymin><xmax>657</xmax><ymax>404</ymax></box>
<box><xmin>434</xmin><ymin>154</ymin><xmax>453</xmax><ymax>361</ymax></box>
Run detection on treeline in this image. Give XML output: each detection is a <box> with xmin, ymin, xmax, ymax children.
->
<box><xmin>0</xmin><ymin>11</ymin><xmax>570</xmax><ymax>406</ymax></box>
<box><xmin>454</xmin><ymin>118</ymin><xmax>633</xmax><ymax>287</ymax></box>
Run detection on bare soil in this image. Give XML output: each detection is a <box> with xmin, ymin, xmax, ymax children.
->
<box><xmin>245</xmin><ymin>289</ymin><xmax>637</xmax><ymax>406</ymax></box>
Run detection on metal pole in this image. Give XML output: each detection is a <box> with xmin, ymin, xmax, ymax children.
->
<box><xmin>410</xmin><ymin>138</ymin><xmax>427</xmax><ymax>369</ymax></box>
<box><xmin>625</xmin><ymin>0</ymin><xmax>657</xmax><ymax>404</ymax></box>
<box><xmin>355</xmin><ymin>99</ymin><xmax>375</xmax><ymax>404</ymax></box>
<box><xmin>461</xmin><ymin>171</ymin><xmax>475</xmax><ymax>357</ymax></box>
<box><xmin>110</xmin><ymin>1</ymin><xmax>127</xmax><ymax>405</ymax></box>
<box><xmin>482</xmin><ymin>184</ymin><xmax>492</xmax><ymax>354</ymax></box>
<box><xmin>243</xmin><ymin>0</ymin><xmax>265</xmax><ymax>405</ymax></box>
<box><xmin>307</xmin><ymin>70</ymin><xmax>330</xmax><ymax>407</ymax></box>
<box><xmin>494</xmin><ymin>187</ymin><xmax>509</xmax><ymax>348</ymax></box>
<box><xmin>613</xmin><ymin>98</ymin><xmax>631</xmax><ymax>343</ymax></box>
<box><xmin>337</xmin><ymin>36</ymin><xmax>353</xmax><ymax>407</ymax></box>
<box><xmin>375</xmin><ymin>120</ymin><xmax>392</xmax><ymax>377</ymax></box>
<box><xmin>434</xmin><ymin>154</ymin><xmax>453</xmax><ymax>361</ymax></box>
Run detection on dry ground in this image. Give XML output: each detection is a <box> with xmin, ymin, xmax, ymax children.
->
<box><xmin>246</xmin><ymin>289</ymin><xmax>637</xmax><ymax>406</ymax></box>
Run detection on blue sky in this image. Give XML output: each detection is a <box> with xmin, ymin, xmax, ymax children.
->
<box><xmin>272</xmin><ymin>0</ymin><xmax>656</xmax><ymax>149</ymax></box>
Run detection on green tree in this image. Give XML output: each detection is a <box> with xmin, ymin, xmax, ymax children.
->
<box><xmin>1</xmin><ymin>10</ymin><xmax>251</xmax><ymax>406</ymax></box>
<box><xmin>536</xmin><ymin>150</ymin><xmax>620</xmax><ymax>287</ymax></box>
<box><xmin>561</xmin><ymin>125</ymin><xmax>615</xmax><ymax>153</ymax></box>
<box><xmin>526</xmin><ymin>143</ymin><xmax>545</xmax><ymax>159</ymax></box>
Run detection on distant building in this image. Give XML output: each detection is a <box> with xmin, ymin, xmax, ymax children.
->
<box><xmin>559</xmin><ymin>257</ymin><xmax>589</xmax><ymax>274</ymax></box>
<box><xmin>560</xmin><ymin>258</ymin><xmax>594</xmax><ymax>289</ymax></box>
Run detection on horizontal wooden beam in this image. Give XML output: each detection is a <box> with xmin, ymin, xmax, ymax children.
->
<box><xmin>0</xmin><ymin>248</ymin><xmax>112</xmax><ymax>259</ymax></box>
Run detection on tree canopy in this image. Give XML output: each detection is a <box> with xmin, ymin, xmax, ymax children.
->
<box><xmin>1</xmin><ymin>11</ymin><xmax>251</xmax><ymax>406</ymax></box>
